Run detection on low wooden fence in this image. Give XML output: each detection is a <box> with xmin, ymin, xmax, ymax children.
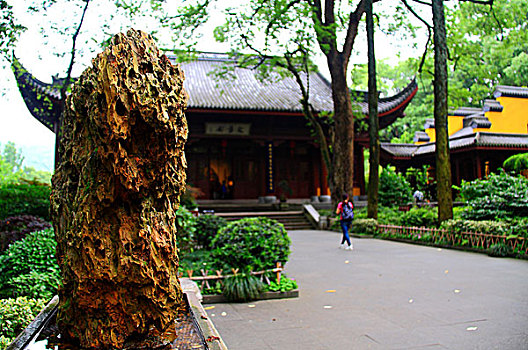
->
<box><xmin>179</xmin><ymin>263</ymin><xmax>284</xmax><ymax>290</ymax></box>
<box><xmin>378</xmin><ymin>224</ymin><xmax>528</xmax><ymax>256</ymax></box>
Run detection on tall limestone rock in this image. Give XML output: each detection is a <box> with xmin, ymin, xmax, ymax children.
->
<box><xmin>50</xmin><ymin>29</ymin><xmax>188</xmax><ymax>349</ymax></box>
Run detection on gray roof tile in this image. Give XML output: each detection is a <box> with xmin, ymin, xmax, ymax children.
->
<box><xmin>173</xmin><ymin>53</ymin><xmax>418</xmax><ymax>115</ymax></box>
<box><xmin>382</xmin><ymin>132</ymin><xmax>528</xmax><ymax>158</ymax></box>
<box><xmin>494</xmin><ymin>85</ymin><xmax>528</xmax><ymax>98</ymax></box>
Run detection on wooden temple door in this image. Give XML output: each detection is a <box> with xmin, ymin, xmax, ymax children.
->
<box><xmin>232</xmin><ymin>155</ymin><xmax>261</xmax><ymax>199</ymax></box>
<box><xmin>274</xmin><ymin>142</ymin><xmax>314</xmax><ymax>198</ymax></box>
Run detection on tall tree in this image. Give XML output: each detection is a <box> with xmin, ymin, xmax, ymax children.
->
<box><xmin>366</xmin><ymin>0</ymin><xmax>379</xmax><ymax>219</ymax></box>
<box><xmin>168</xmin><ymin>0</ymin><xmax>377</xmax><ymax>204</ymax></box>
<box><xmin>432</xmin><ymin>0</ymin><xmax>453</xmax><ymax>222</ymax></box>
<box><xmin>0</xmin><ymin>0</ymin><xmax>25</xmax><ymax>66</ymax></box>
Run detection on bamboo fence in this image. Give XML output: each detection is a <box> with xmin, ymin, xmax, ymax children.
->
<box><xmin>378</xmin><ymin>224</ymin><xmax>528</xmax><ymax>255</ymax></box>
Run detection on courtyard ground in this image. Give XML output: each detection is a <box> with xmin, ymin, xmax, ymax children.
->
<box><xmin>204</xmin><ymin>229</ymin><xmax>528</xmax><ymax>350</ymax></box>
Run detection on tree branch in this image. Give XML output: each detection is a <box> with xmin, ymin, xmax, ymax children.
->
<box><xmin>342</xmin><ymin>0</ymin><xmax>366</xmax><ymax>59</ymax></box>
<box><xmin>265</xmin><ymin>0</ymin><xmax>303</xmax><ymax>39</ymax></box>
<box><xmin>400</xmin><ymin>0</ymin><xmax>432</xmax><ymax>74</ymax></box>
<box><xmin>325</xmin><ymin>0</ymin><xmax>335</xmax><ymax>26</ymax></box>
<box><xmin>61</xmin><ymin>0</ymin><xmax>90</xmax><ymax>101</ymax></box>
<box><xmin>411</xmin><ymin>0</ymin><xmax>432</xmax><ymax>6</ymax></box>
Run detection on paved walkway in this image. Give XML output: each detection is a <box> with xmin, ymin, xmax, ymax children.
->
<box><xmin>204</xmin><ymin>230</ymin><xmax>528</xmax><ymax>350</ymax></box>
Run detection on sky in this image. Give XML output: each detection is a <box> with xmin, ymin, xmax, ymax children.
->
<box><xmin>0</xmin><ymin>1</ymin><xmax>427</xmax><ymax>172</ymax></box>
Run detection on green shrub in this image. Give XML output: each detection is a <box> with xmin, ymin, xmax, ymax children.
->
<box><xmin>457</xmin><ymin>171</ymin><xmax>528</xmax><ymax>220</ymax></box>
<box><xmin>346</xmin><ymin>206</ymin><xmax>401</xmax><ymax>226</ymax></box>
<box><xmin>351</xmin><ymin>218</ymin><xmax>379</xmax><ymax>235</ymax></box>
<box><xmin>180</xmin><ymin>185</ymin><xmax>203</xmax><ymax>209</ymax></box>
<box><xmin>0</xmin><ymin>183</ymin><xmax>51</xmax><ymax>221</ymax></box>
<box><xmin>222</xmin><ymin>273</ymin><xmax>263</xmax><ymax>302</ymax></box>
<box><xmin>503</xmin><ymin>153</ymin><xmax>528</xmax><ymax>173</ymax></box>
<box><xmin>0</xmin><ymin>228</ymin><xmax>59</xmax><ymax>299</ymax></box>
<box><xmin>503</xmin><ymin>217</ymin><xmax>528</xmax><ymax>238</ymax></box>
<box><xmin>194</xmin><ymin>215</ymin><xmax>227</xmax><ymax>249</ymax></box>
<box><xmin>0</xmin><ymin>297</ymin><xmax>46</xmax><ymax>343</ymax></box>
<box><xmin>0</xmin><ymin>215</ymin><xmax>52</xmax><ymax>253</ymax></box>
<box><xmin>178</xmin><ymin>249</ymin><xmax>218</xmax><ymax>273</ymax></box>
<box><xmin>488</xmin><ymin>243</ymin><xmax>513</xmax><ymax>258</ymax></box>
<box><xmin>175</xmin><ymin>206</ymin><xmax>197</xmax><ymax>253</ymax></box>
<box><xmin>212</xmin><ymin>217</ymin><xmax>290</xmax><ymax>271</ymax></box>
<box><xmin>400</xmin><ymin>207</ymin><xmax>438</xmax><ymax>228</ymax></box>
<box><xmin>379</xmin><ymin>167</ymin><xmax>412</xmax><ymax>206</ymax></box>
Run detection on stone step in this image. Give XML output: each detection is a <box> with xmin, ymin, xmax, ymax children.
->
<box><xmin>215</xmin><ymin>211</ymin><xmax>315</xmax><ymax>230</ymax></box>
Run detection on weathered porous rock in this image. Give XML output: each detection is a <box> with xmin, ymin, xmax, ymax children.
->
<box><xmin>50</xmin><ymin>29</ymin><xmax>188</xmax><ymax>349</ymax></box>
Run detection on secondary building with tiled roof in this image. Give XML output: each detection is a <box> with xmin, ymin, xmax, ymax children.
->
<box><xmin>13</xmin><ymin>52</ymin><xmax>417</xmax><ymax>200</ymax></box>
<box><xmin>380</xmin><ymin>85</ymin><xmax>528</xmax><ymax>186</ymax></box>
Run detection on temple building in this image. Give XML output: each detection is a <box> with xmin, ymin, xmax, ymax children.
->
<box><xmin>381</xmin><ymin>85</ymin><xmax>528</xmax><ymax>186</ymax></box>
<box><xmin>13</xmin><ymin>53</ymin><xmax>417</xmax><ymax>200</ymax></box>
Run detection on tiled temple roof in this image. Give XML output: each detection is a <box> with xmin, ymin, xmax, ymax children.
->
<box><xmin>13</xmin><ymin>53</ymin><xmax>418</xmax><ymax>133</ymax></box>
<box><xmin>483</xmin><ymin>99</ymin><xmax>503</xmax><ymax>112</ymax></box>
<box><xmin>11</xmin><ymin>58</ymin><xmax>62</xmax><ymax>131</ymax></box>
<box><xmin>463</xmin><ymin>112</ymin><xmax>492</xmax><ymax>129</ymax></box>
<box><xmin>174</xmin><ymin>54</ymin><xmax>333</xmax><ymax>113</ymax></box>
<box><xmin>382</xmin><ymin>132</ymin><xmax>528</xmax><ymax>158</ymax></box>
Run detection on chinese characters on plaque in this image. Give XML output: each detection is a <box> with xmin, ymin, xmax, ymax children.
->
<box><xmin>205</xmin><ymin>123</ymin><xmax>251</xmax><ymax>136</ymax></box>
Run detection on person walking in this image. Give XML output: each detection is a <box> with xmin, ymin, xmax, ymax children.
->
<box><xmin>336</xmin><ymin>193</ymin><xmax>354</xmax><ymax>250</ymax></box>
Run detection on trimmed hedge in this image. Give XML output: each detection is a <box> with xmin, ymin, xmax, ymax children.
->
<box><xmin>439</xmin><ymin>219</ymin><xmax>510</xmax><ymax>236</ymax></box>
<box><xmin>350</xmin><ymin>219</ymin><xmax>379</xmax><ymax>235</ymax></box>
<box><xmin>0</xmin><ymin>184</ymin><xmax>51</xmax><ymax>220</ymax></box>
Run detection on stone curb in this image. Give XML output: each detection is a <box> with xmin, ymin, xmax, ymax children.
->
<box><xmin>202</xmin><ymin>289</ymin><xmax>299</xmax><ymax>304</ymax></box>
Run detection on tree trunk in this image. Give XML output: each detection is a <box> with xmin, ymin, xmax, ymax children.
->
<box><xmin>432</xmin><ymin>0</ymin><xmax>453</xmax><ymax>223</ymax></box>
<box><xmin>366</xmin><ymin>0</ymin><xmax>379</xmax><ymax>219</ymax></box>
<box><xmin>50</xmin><ymin>29</ymin><xmax>188</xmax><ymax>349</ymax></box>
<box><xmin>328</xmin><ymin>54</ymin><xmax>355</xmax><ymax>205</ymax></box>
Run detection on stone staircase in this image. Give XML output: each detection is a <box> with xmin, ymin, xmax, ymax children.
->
<box><xmin>215</xmin><ymin>211</ymin><xmax>315</xmax><ymax>231</ymax></box>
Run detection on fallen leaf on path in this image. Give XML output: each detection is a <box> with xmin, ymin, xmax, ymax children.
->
<box><xmin>466</xmin><ymin>327</ymin><xmax>478</xmax><ymax>331</ymax></box>
<box><xmin>345</xmin><ymin>260</ymin><xmax>350</xmax><ymax>264</ymax></box>
<box><xmin>248</xmin><ymin>304</ymin><xmax>256</xmax><ymax>308</ymax></box>
<box><xmin>326</xmin><ymin>290</ymin><xmax>336</xmax><ymax>293</ymax></box>
<box><xmin>323</xmin><ymin>305</ymin><xmax>333</xmax><ymax>309</ymax></box>
<box><xmin>444</xmin><ymin>270</ymin><xmax>449</xmax><ymax>274</ymax></box>
<box><xmin>409</xmin><ymin>299</ymin><xmax>414</xmax><ymax>303</ymax></box>
<box><xmin>454</xmin><ymin>289</ymin><xmax>461</xmax><ymax>294</ymax></box>
<box><xmin>204</xmin><ymin>306</ymin><xmax>215</xmax><ymax>310</ymax></box>
<box><xmin>221</xmin><ymin>312</ymin><xmax>227</xmax><ymax>317</ymax></box>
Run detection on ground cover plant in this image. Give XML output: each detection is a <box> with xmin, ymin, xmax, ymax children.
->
<box><xmin>0</xmin><ymin>297</ymin><xmax>46</xmax><ymax>349</ymax></box>
<box><xmin>0</xmin><ymin>227</ymin><xmax>58</xmax><ymax>350</ymax></box>
<box><xmin>0</xmin><ymin>228</ymin><xmax>59</xmax><ymax>300</ymax></box>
